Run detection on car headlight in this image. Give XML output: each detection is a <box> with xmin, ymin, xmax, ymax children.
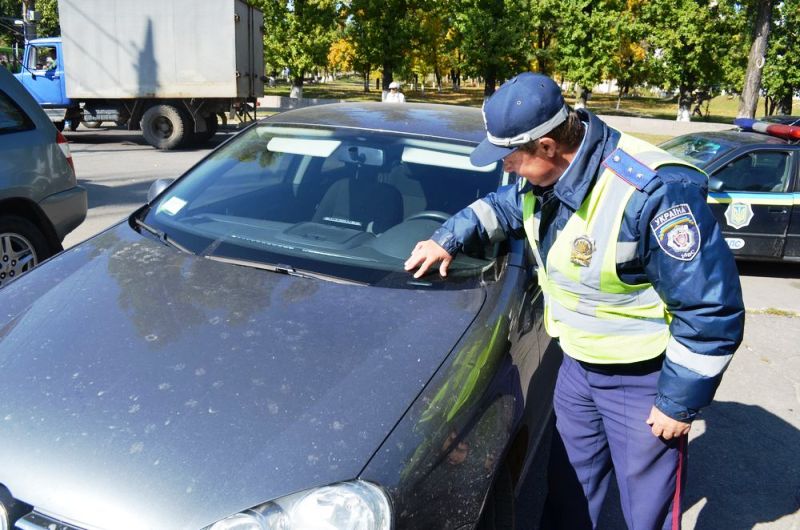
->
<box><xmin>205</xmin><ymin>480</ymin><xmax>392</xmax><ymax>530</ymax></box>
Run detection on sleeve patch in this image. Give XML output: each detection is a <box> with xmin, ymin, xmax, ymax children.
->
<box><xmin>650</xmin><ymin>204</ymin><xmax>701</xmax><ymax>261</ymax></box>
<box><xmin>602</xmin><ymin>148</ymin><xmax>657</xmax><ymax>190</ymax></box>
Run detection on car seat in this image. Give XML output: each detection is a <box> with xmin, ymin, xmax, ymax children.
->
<box><xmin>313</xmin><ymin>167</ymin><xmax>403</xmax><ymax>233</ymax></box>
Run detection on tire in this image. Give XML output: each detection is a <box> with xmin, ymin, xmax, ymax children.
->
<box><xmin>193</xmin><ymin>114</ymin><xmax>219</xmax><ymax>145</ymax></box>
<box><xmin>0</xmin><ymin>216</ymin><xmax>53</xmax><ymax>288</ymax></box>
<box><xmin>67</xmin><ymin>119</ymin><xmax>80</xmax><ymax>131</ymax></box>
<box><xmin>54</xmin><ymin>121</ymin><xmax>65</xmax><ymax>132</ymax></box>
<box><xmin>477</xmin><ymin>462</ymin><xmax>515</xmax><ymax>530</ymax></box>
<box><xmin>83</xmin><ymin>120</ymin><xmax>102</xmax><ymax>129</ymax></box>
<box><xmin>140</xmin><ymin>104</ymin><xmax>190</xmax><ymax>150</ymax></box>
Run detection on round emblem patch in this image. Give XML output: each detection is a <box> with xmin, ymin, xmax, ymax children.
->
<box><xmin>649</xmin><ymin>203</ymin><xmax>701</xmax><ymax>261</ymax></box>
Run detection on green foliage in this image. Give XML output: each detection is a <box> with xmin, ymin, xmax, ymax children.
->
<box><xmin>555</xmin><ymin>0</ymin><xmax>624</xmax><ymax>94</ymax></box>
<box><xmin>642</xmin><ymin>0</ymin><xmax>739</xmax><ymax>95</ymax></box>
<box><xmin>761</xmin><ymin>0</ymin><xmax>800</xmax><ymax>112</ymax></box>
<box><xmin>256</xmin><ymin>0</ymin><xmax>340</xmax><ymax>82</ymax></box>
<box><xmin>451</xmin><ymin>0</ymin><xmax>533</xmax><ymax>95</ymax></box>
<box><xmin>348</xmin><ymin>0</ymin><xmax>417</xmax><ymax>85</ymax></box>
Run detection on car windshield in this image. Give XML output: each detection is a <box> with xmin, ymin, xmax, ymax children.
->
<box><xmin>142</xmin><ymin>124</ymin><xmax>505</xmax><ymax>288</ymax></box>
<box><xmin>659</xmin><ymin>135</ymin><xmax>738</xmax><ymax>168</ymax></box>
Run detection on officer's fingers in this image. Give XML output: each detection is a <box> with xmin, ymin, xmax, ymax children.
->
<box><xmin>438</xmin><ymin>255</ymin><xmax>452</xmax><ymax>277</ymax></box>
<box><xmin>413</xmin><ymin>256</ymin><xmax>438</xmax><ymax>279</ymax></box>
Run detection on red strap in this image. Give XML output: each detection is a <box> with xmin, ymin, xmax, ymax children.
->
<box><xmin>672</xmin><ymin>435</ymin><xmax>687</xmax><ymax>530</ymax></box>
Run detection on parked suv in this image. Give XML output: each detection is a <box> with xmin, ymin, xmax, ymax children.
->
<box><xmin>0</xmin><ymin>66</ymin><xmax>87</xmax><ymax>288</ymax></box>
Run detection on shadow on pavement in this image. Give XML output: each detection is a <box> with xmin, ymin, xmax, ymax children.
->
<box><xmin>599</xmin><ymin>401</ymin><xmax>800</xmax><ymax>529</ymax></box>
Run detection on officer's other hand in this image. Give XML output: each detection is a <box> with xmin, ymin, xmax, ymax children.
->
<box><xmin>646</xmin><ymin>406</ymin><xmax>691</xmax><ymax>440</ymax></box>
<box><xmin>404</xmin><ymin>240</ymin><xmax>453</xmax><ymax>278</ymax></box>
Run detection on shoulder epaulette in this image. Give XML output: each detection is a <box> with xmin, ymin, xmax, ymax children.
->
<box><xmin>602</xmin><ymin>148</ymin><xmax>658</xmax><ymax>191</ymax></box>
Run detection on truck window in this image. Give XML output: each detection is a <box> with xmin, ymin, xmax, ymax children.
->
<box><xmin>28</xmin><ymin>45</ymin><xmax>58</xmax><ymax>71</ymax></box>
<box><xmin>0</xmin><ymin>90</ymin><xmax>35</xmax><ymax>135</ymax></box>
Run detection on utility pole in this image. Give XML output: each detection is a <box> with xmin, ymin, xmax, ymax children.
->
<box><xmin>22</xmin><ymin>0</ymin><xmax>37</xmax><ymax>43</ymax></box>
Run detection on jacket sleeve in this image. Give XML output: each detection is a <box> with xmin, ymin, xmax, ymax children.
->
<box><xmin>638</xmin><ymin>167</ymin><xmax>745</xmax><ymax>421</ymax></box>
<box><xmin>431</xmin><ymin>182</ymin><xmax>527</xmax><ymax>255</ymax></box>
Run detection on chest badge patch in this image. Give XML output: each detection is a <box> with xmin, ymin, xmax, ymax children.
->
<box><xmin>724</xmin><ymin>202</ymin><xmax>754</xmax><ymax>229</ymax></box>
<box><xmin>650</xmin><ymin>204</ymin><xmax>701</xmax><ymax>261</ymax></box>
<box><xmin>570</xmin><ymin>235</ymin><xmax>595</xmax><ymax>267</ymax></box>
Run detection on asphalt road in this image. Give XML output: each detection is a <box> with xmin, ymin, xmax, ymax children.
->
<box><xmin>62</xmin><ymin>125</ymin><xmax>799</xmax><ymax>529</ymax></box>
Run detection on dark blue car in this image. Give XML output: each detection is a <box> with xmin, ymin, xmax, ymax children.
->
<box><xmin>0</xmin><ymin>103</ymin><xmax>558</xmax><ymax>530</ymax></box>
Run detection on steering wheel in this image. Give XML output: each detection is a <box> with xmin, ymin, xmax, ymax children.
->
<box><xmin>405</xmin><ymin>210</ymin><xmax>450</xmax><ymax>223</ymax></box>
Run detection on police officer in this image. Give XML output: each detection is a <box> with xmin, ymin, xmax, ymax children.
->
<box><xmin>404</xmin><ymin>72</ymin><xmax>745</xmax><ymax>530</ymax></box>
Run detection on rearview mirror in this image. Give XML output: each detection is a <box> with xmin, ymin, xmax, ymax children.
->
<box><xmin>708</xmin><ymin>176</ymin><xmax>723</xmax><ymax>192</ymax></box>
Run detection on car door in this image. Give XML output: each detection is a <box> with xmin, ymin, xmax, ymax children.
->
<box><xmin>707</xmin><ymin>148</ymin><xmax>795</xmax><ymax>259</ymax></box>
<box><xmin>18</xmin><ymin>44</ymin><xmax>64</xmax><ymax>106</ymax></box>
<box><xmin>782</xmin><ymin>155</ymin><xmax>800</xmax><ymax>259</ymax></box>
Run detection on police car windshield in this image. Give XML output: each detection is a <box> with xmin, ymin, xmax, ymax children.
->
<box><xmin>659</xmin><ymin>135</ymin><xmax>738</xmax><ymax>169</ymax></box>
<box><xmin>143</xmin><ymin>124</ymin><xmax>505</xmax><ymax>288</ymax></box>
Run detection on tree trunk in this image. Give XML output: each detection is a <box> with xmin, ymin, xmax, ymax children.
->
<box><xmin>290</xmin><ymin>74</ymin><xmax>304</xmax><ymax>99</ymax></box>
<box><xmin>574</xmin><ymin>85</ymin><xmax>590</xmax><ymax>109</ymax></box>
<box><xmin>362</xmin><ymin>68</ymin><xmax>370</xmax><ymax>92</ymax></box>
<box><xmin>677</xmin><ymin>86</ymin><xmax>692</xmax><ymax>122</ymax></box>
<box><xmin>483</xmin><ymin>66</ymin><xmax>497</xmax><ymax>97</ymax></box>
<box><xmin>382</xmin><ymin>66</ymin><xmax>393</xmax><ymax>102</ymax></box>
<box><xmin>737</xmin><ymin>0</ymin><xmax>773</xmax><ymax>119</ymax></box>
<box><xmin>777</xmin><ymin>93</ymin><xmax>793</xmax><ymax>115</ymax></box>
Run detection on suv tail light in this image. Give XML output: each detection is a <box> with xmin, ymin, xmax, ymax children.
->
<box><xmin>56</xmin><ymin>130</ymin><xmax>75</xmax><ymax>174</ymax></box>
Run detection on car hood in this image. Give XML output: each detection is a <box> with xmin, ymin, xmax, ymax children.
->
<box><xmin>0</xmin><ymin>225</ymin><xmax>485</xmax><ymax>530</ymax></box>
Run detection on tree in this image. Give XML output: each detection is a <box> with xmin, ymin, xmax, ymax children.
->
<box><xmin>737</xmin><ymin>0</ymin><xmax>773</xmax><ymax>118</ymax></box>
<box><xmin>327</xmin><ymin>35</ymin><xmax>354</xmax><ymax>77</ymax></box>
<box><xmin>453</xmin><ymin>0</ymin><xmax>532</xmax><ymax>97</ymax></box>
<box><xmin>258</xmin><ymin>0</ymin><xmax>340</xmax><ymax>99</ymax></box>
<box><xmin>349</xmin><ymin>0</ymin><xmax>417</xmax><ymax>99</ymax></box>
<box><xmin>644</xmin><ymin>0</ymin><xmax>739</xmax><ymax>121</ymax></box>
<box><xmin>555</xmin><ymin>0</ymin><xmax>625</xmax><ymax>108</ymax></box>
<box><xmin>760</xmin><ymin>0</ymin><xmax>800</xmax><ymax>115</ymax></box>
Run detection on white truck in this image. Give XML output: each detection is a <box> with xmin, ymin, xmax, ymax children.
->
<box><xmin>15</xmin><ymin>0</ymin><xmax>264</xmax><ymax>149</ymax></box>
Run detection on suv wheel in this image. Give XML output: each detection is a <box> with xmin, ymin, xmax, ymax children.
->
<box><xmin>0</xmin><ymin>216</ymin><xmax>52</xmax><ymax>288</ymax></box>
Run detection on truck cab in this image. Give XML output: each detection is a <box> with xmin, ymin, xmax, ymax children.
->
<box><xmin>14</xmin><ymin>37</ymin><xmax>74</xmax><ymax>129</ymax></box>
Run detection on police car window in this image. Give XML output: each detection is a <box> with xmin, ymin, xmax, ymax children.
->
<box><xmin>660</xmin><ymin>136</ymin><xmax>733</xmax><ymax>168</ymax></box>
<box><xmin>0</xmin><ymin>90</ymin><xmax>34</xmax><ymax>134</ymax></box>
<box><xmin>713</xmin><ymin>151</ymin><xmax>792</xmax><ymax>193</ymax></box>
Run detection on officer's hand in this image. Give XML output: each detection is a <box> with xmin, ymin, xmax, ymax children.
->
<box><xmin>646</xmin><ymin>406</ymin><xmax>691</xmax><ymax>440</ymax></box>
<box><xmin>404</xmin><ymin>240</ymin><xmax>453</xmax><ymax>278</ymax></box>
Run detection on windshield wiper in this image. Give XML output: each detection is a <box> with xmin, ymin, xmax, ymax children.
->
<box><xmin>133</xmin><ymin>218</ymin><xmax>193</xmax><ymax>255</ymax></box>
<box><xmin>204</xmin><ymin>255</ymin><xmax>365</xmax><ymax>286</ymax></box>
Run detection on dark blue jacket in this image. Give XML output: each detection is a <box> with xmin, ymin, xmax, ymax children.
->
<box><xmin>432</xmin><ymin>110</ymin><xmax>745</xmax><ymax>421</ymax></box>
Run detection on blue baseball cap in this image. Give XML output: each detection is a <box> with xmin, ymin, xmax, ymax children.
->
<box><xmin>470</xmin><ymin>72</ymin><xmax>568</xmax><ymax>167</ymax></box>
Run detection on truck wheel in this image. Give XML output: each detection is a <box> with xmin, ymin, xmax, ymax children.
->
<box><xmin>84</xmin><ymin>120</ymin><xmax>102</xmax><ymax>129</ymax></box>
<box><xmin>54</xmin><ymin>121</ymin><xmax>65</xmax><ymax>132</ymax></box>
<box><xmin>0</xmin><ymin>216</ymin><xmax>53</xmax><ymax>289</ymax></box>
<box><xmin>195</xmin><ymin>115</ymin><xmax>219</xmax><ymax>144</ymax></box>
<box><xmin>141</xmin><ymin>104</ymin><xmax>190</xmax><ymax>150</ymax></box>
<box><xmin>67</xmin><ymin>119</ymin><xmax>80</xmax><ymax>131</ymax></box>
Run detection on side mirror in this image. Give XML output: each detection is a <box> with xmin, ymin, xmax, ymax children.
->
<box><xmin>147</xmin><ymin>178</ymin><xmax>175</xmax><ymax>202</ymax></box>
<box><xmin>708</xmin><ymin>176</ymin><xmax>723</xmax><ymax>192</ymax></box>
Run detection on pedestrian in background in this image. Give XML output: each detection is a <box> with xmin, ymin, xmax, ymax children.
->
<box><xmin>384</xmin><ymin>81</ymin><xmax>405</xmax><ymax>103</ymax></box>
<box><xmin>404</xmin><ymin>72</ymin><xmax>745</xmax><ymax>529</ymax></box>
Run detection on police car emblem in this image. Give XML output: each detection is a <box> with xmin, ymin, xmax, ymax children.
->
<box><xmin>650</xmin><ymin>204</ymin><xmax>701</xmax><ymax>261</ymax></box>
<box><xmin>570</xmin><ymin>235</ymin><xmax>595</xmax><ymax>266</ymax></box>
<box><xmin>724</xmin><ymin>202</ymin><xmax>754</xmax><ymax>229</ymax></box>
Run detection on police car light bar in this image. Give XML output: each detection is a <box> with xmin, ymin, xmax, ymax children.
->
<box><xmin>734</xmin><ymin>118</ymin><xmax>800</xmax><ymax>141</ymax></box>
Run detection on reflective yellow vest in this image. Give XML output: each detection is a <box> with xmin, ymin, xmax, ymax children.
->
<box><xmin>522</xmin><ymin>133</ymin><xmax>700</xmax><ymax>364</ymax></box>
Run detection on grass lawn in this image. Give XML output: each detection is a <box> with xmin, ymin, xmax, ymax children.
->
<box><xmin>265</xmin><ymin>75</ymin><xmax>766</xmax><ymax>127</ymax></box>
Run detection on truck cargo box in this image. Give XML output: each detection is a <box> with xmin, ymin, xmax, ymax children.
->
<box><xmin>58</xmin><ymin>0</ymin><xmax>264</xmax><ymax>100</ymax></box>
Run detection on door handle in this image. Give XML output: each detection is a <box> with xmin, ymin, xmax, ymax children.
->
<box><xmin>768</xmin><ymin>206</ymin><xmax>788</xmax><ymax>214</ymax></box>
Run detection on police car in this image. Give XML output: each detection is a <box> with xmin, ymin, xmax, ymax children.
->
<box><xmin>660</xmin><ymin>119</ymin><xmax>800</xmax><ymax>261</ymax></box>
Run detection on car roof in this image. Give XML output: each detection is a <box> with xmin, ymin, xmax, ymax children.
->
<box><xmin>261</xmin><ymin>102</ymin><xmax>487</xmax><ymax>144</ymax></box>
<box><xmin>683</xmin><ymin>129</ymin><xmax>792</xmax><ymax>147</ymax></box>
<box><xmin>0</xmin><ymin>66</ymin><xmax>51</xmax><ymax>130</ymax></box>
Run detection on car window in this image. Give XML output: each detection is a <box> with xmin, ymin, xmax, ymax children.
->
<box><xmin>712</xmin><ymin>151</ymin><xmax>792</xmax><ymax>193</ymax></box>
<box><xmin>144</xmin><ymin>125</ymin><xmax>504</xmax><ymax>288</ymax></box>
<box><xmin>660</xmin><ymin>135</ymin><xmax>736</xmax><ymax>168</ymax></box>
<box><xmin>27</xmin><ymin>45</ymin><xmax>58</xmax><ymax>72</ymax></box>
<box><xmin>0</xmin><ymin>90</ymin><xmax>34</xmax><ymax>134</ymax></box>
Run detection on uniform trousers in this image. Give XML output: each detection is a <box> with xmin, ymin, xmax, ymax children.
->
<box><xmin>543</xmin><ymin>354</ymin><xmax>687</xmax><ymax>530</ymax></box>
